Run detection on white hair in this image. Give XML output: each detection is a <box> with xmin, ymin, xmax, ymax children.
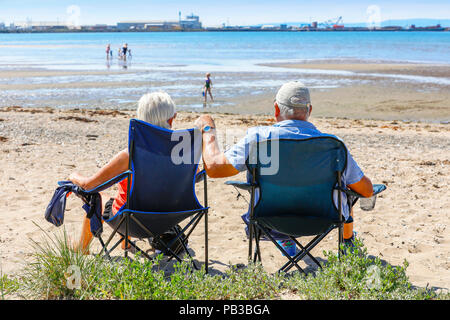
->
<box><xmin>137</xmin><ymin>92</ymin><xmax>176</xmax><ymax>129</ymax></box>
<box><xmin>277</xmin><ymin>102</ymin><xmax>310</xmax><ymax>120</ymax></box>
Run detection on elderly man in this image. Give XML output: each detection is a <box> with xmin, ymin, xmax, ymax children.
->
<box><xmin>195</xmin><ymin>81</ymin><xmax>373</xmax><ymax>245</ymax></box>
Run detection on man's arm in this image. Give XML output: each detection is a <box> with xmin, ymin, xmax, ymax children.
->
<box><xmin>348</xmin><ymin>175</ymin><xmax>373</xmax><ymax>198</ymax></box>
<box><xmin>195</xmin><ymin>115</ymin><xmax>239</xmax><ymax>178</ymax></box>
<box><xmin>69</xmin><ymin>148</ymin><xmax>129</xmax><ymax>190</ymax></box>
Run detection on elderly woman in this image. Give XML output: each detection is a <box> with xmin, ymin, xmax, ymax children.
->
<box><xmin>69</xmin><ymin>91</ymin><xmax>177</xmax><ymax>253</ymax></box>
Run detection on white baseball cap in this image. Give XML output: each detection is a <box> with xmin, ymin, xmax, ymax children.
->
<box><xmin>275</xmin><ymin>81</ymin><xmax>311</xmax><ymax>109</ymax></box>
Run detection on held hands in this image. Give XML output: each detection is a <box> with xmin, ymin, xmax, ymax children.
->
<box><xmin>194</xmin><ymin>115</ymin><xmax>216</xmax><ymax>132</ymax></box>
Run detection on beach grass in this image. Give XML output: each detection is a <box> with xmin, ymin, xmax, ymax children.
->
<box><xmin>4</xmin><ymin>229</ymin><xmax>448</xmax><ymax>300</ymax></box>
<box><xmin>0</xmin><ymin>272</ymin><xmax>19</xmax><ymax>300</ymax></box>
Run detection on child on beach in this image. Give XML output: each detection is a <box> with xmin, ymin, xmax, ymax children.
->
<box><xmin>203</xmin><ymin>73</ymin><xmax>214</xmax><ymax>103</ymax></box>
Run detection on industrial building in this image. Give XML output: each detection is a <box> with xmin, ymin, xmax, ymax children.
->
<box><xmin>179</xmin><ymin>14</ymin><xmax>202</xmax><ymax>29</ymax></box>
<box><xmin>117</xmin><ymin>13</ymin><xmax>202</xmax><ymax>31</ymax></box>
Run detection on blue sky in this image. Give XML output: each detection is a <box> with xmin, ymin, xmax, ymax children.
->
<box><xmin>0</xmin><ymin>0</ymin><xmax>449</xmax><ymax>26</ymax></box>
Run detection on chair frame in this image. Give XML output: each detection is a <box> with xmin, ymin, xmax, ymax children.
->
<box><xmin>234</xmin><ymin>136</ymin><xmax>349</xmax><ymax>274</ymax></box>
<box><xmin>239</xmin><ymin>136</ymin><xmax>385</xmax><ymax>274</ymax></box>
<box><xmin>96</xmin><ymin>126</ymin><xmax>209</xmax><ymax>273</ymax></box>
<box><xmin>246</xmin><ymin>167</ymin><xmax>345</xmax><ymax>274</ymax></box>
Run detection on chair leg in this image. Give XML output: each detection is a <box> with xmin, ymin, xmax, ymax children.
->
<box><xmin>99</xmin><ymin>236</ymin><xmax>124</xmax><ymax>260</ymax></box>
<box><xmin>204</xmin><ymin>210</ymin><xmax>208</xmax><ymax>274</ymax></box>
<box><xmin>253</xmin><ymin>228</ymin><xmax>262</xmax><ymax>263</ymax></box>
<box><xmin>203</xmin><ymin>176</ymin><xmax>209</xmax><ymax>274</ymax></box>
<box><xmin>338</xmin><ymin>223</ymin><xmax>344</xmax><ymax>259</ymax></box>
<box><xmin>98</xmin><ymin>236</ymin><xmax>111</xmax><ymax>261</ymax></box>
<box><xmin>281</xmin><ymin>226</ymin><xmax>336</xmax><ymax>273</ymax></box>
<box><xmin>290</xmin><ymin>237</ymin><xmax>323</xmax><ymax>269</ymax></box>
<box><xmin>248</xmin><ymin>223</ymin><xmax>254</xmax><ymax>262</ymax></box>
<box><xmin>280</xmin><ymin>236</ymin><xmax>321</xmax><ymax>273</ymax></box>
<box><xmin>124</xmin><ymin>213</ymin><xmax>130</xmax><ymax>259</ymax></box>
<box><xmin>257</xmin><ymin>226</ymin><xmax>306</xmax><ymax>275</ymax></box>
<box><xmin>98</xmin><ymin>214</ymin><xmax>126</xmax><ymax>256</ymax></box>
<box><xmin>129</xmin><ymin>213</ymin><xmax>204</xmax><ymax>270</ymax></box>
<box><xmin>127</xmin><ymin>240</ymin><xmax>154</xmax><ymax>261</ymax></box>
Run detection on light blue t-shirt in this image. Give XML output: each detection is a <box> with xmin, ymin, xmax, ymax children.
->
<box><xmin>224</xmin><ymin>119</ymin><xmax>364</xmax><ymax>220</ymax></box>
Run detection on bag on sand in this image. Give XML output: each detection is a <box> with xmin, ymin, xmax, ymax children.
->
<box><xmin>150</xmin><ymin>225</ymin><xmax>188</xmax><ymax>256</ymax></box>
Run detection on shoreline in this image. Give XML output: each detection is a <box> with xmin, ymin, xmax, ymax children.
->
<box><xmin>1</xmin><ymin>29</ymin><xmax>449</xmax><ymax>34</ymax></box>
<box><xmin>0</xmin><ymin>59</ymin><xmax>449</xmax><ymax>123</ymax></box>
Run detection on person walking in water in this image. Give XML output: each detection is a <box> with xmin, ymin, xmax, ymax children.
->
<box><xmin>106</xmin><ymin>44</ymin><xmax>111</xmax><ymax>59</ymax></box>
<box><xmin>203</xmin><ymin>73</ymin><xmax>214</xmax><ymax>103</ymax></box>
<box><xmin>122</xmin><ymin>43</ymin><xmax>128</xmax><ymax>61</ymax></box>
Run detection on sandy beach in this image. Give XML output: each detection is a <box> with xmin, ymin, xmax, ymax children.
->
<box><xmin>0</xmin><ymin>102</ymin><xmax>449</xmax><ymax>290</ymax></box>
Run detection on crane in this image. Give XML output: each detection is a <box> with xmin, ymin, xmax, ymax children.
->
<box><xmin>333</xmin><ymin>16</ymin><xmax>344</xmax><ymax>29</ymax></box>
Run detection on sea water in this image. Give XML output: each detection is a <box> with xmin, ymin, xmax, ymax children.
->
<box><xmin>0</xmin><ymin>31</ymin><xmax>449</xmax><ymax>109</ymax></box>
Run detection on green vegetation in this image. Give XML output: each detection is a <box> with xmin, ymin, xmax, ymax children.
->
<box><xmin>2</xmin><ymin>230</ymin><xmax>448</xmax><ymax>300</ymax></box>
<box><xmin>1</xmin><ymin>272</ymin><xmax>20</xmax><ymax>300</ymax></box>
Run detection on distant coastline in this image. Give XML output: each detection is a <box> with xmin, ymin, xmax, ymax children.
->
<box><xmin>3</xmin><ymin>14</ymin><xmax>448</xmax><ymax>33</ymax></box>
<box><xmin>1</xmin><ymin>28</ymin><xmax>449</xmax><ymax>34</ymax></box>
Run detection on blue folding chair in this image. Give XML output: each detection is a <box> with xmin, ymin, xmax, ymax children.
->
<box><xmin>226</xmin><ymin>136</ymin><xmax>385</xmax><ymax>274</ymax></box>
<box><xmin>78</xmin><ymin>119</ymin><xmax>209</xmax><ymax>272</ymax></box>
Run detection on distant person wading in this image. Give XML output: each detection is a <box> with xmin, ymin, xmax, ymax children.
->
<box><xmin>106</xmin><ymin>44</ymin><xmax>111</xmax><ymax>59</ymax></box>
<box><xmin>203</xmin><ymin>73</ymin><xmax>214</xmax><ymax>104</ymax></box>
<box><xmin>122</xmin><ymin>43</ymin><xmax>128</xmax><ymax>61</ymax></box>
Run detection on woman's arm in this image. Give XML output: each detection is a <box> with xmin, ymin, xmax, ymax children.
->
<box><xmin>69</xmin><ymin>148</ymin><xmax>129</xmax><ymax>190</ymax></box>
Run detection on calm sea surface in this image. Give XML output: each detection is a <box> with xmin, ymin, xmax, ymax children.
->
<box><xmin>0</xmin><ymin>31</ymin><xmax>449</xmax><ymax>109</ymax></box>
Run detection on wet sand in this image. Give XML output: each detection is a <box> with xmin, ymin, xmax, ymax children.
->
<box><xmin>214</xmin><ymin>61</ymin><xmax>450</xmax><ymax>122</ymax></box>
<box><xmin>1</xmin><ymin>61</ymin><xmax>449</xmax><ymax>123</ymax></box>
<box><xmin>260</xmin><ymin>60</ymin><xmax>450</xmax><ymax>77</ymax></box>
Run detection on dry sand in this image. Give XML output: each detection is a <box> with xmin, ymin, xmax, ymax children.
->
<box><xmin>0</xmin><ymin>106</ymin><xmax>449</xmax><ymax>291</ymax></box>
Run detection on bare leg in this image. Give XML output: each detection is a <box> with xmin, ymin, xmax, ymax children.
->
<box><xmin>208</xmin><ymin>88</ymin><xmax>214</xmax><ymax>102</ymax></box>
<box><xmin>343</xmin><ymin>208</ymin><xmax>354</xmax><ymax>240</ymax></box>
<box><xmin>74</xmin><ymin>193</ymin><xmax>130</xmax><ymax>254</ymax></box>
<box><xmin>73</xmin><ymin>193</ymin><xmax>107</xmax><ymax>254</ymax></box>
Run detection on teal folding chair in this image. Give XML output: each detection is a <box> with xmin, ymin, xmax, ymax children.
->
<box><xmin>226</xmin><ymin>137</ymin><xmax>385</xmax><ymax>274</ymax></box>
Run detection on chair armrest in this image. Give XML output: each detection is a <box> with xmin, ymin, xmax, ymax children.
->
<box><xmin>225</xmin><ymin>180</ymin><xmax>255</xmax><ymax>191</ymax></box>
<box><xmin>340</xmin><ymin>184</ymin><xmax>387</xmax><ymax>212</ymax></box>
<box><xmin>373</xmin><ymin>184</ymin><xmax>387</xmax><ymax>196</ymax></box>
<box><xmin>69</xmin><ymin>170</ymin><xmax>131</xmax><ymax>194</ymax></box>
<box><xmin>339</xmin><ymin>184</ymin><xmax>387</xmax><ymax>198</ymax></box>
